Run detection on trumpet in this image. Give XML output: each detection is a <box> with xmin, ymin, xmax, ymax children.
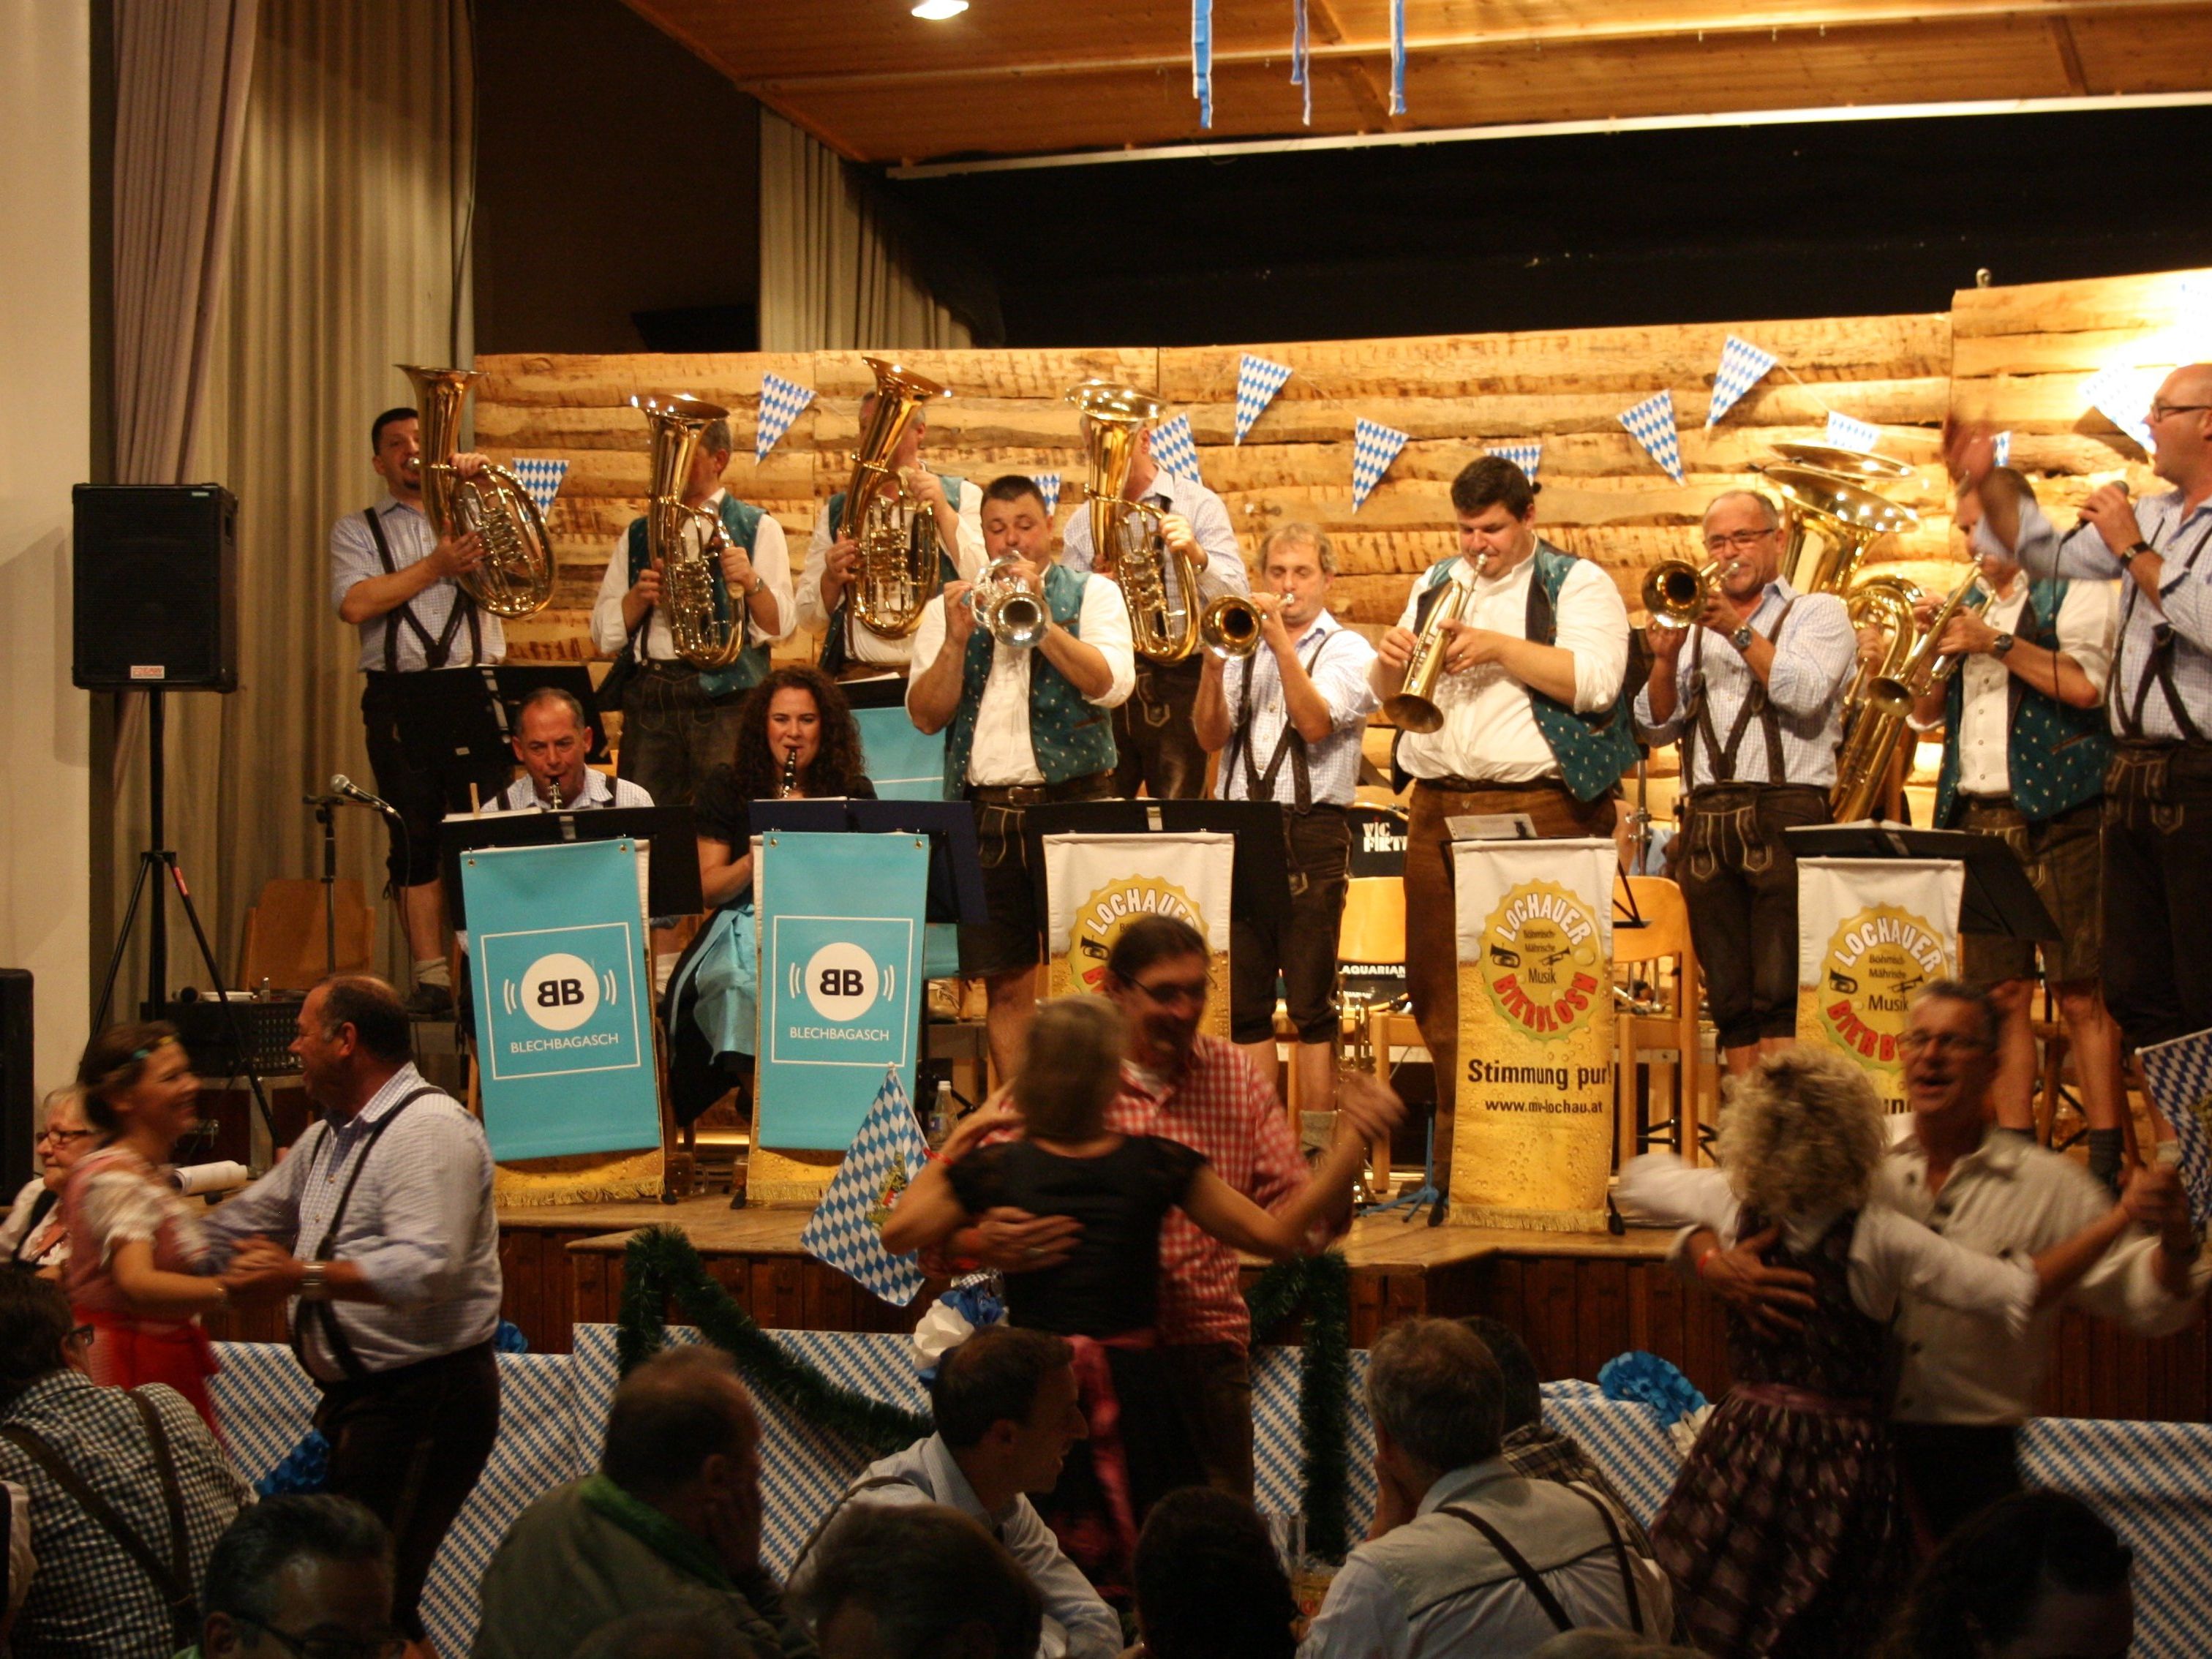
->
<box><xmin>1865</xmin><ymin>568</ymin><xmax>1995</xmax><ymax>718</ymax></box>
<box><xmin>1198</xmin><ymin>592</ymin><xmax>1263</xmax><ymax>659</ymax></box>
<box><xmin>1640</xmin><ymin>557</ymin><xmax>1731</xmax><ymax>628</ymax></box>
<box><xmin>1382</xmin><ymin>578</ymin><xmax>1470</xmax><ymax>734</ymax></box>
<box><xmin>968</xmin><ymin>558</ymin><xmax>1047</xmax><ymax>649</ymax></box>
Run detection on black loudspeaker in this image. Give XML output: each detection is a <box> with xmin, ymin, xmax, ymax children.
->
<box><xmin>0</xmin><ymin>970</ymin><xmax>31</xmax><ymax>1194</ymax></box>
<box><xmin>72</xmin><ymin>484</ymin><xmax>239</xmax><ymax>691</ymax></box>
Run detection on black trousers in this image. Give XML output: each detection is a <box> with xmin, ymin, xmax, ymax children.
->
<box><xmin>2101</xmin><ymin>744</ymin><xmax>2212</xmax><ymax>1049</ymax></box>
<box><xmin>1677</xmin><ymin>783</ymin><xmax>1832</xmax><ymax>1050</ymax></box>
<box><xmin>1230</xmin><ymin>805</ymin><xmax>1353</xmax><ymax>1044</ymax></box>
<box><xmin>1113</xmin><ymin>657</ymin><xmax>1209</xmax><ymax>800</ymax></box>
<box><xmin>361</xmin><ymin>673</ymin><xmax>512</xmax><ymax>888</ymax></box>
<box><xmin>315</xmin><ymin>1341</ymin><xmax>501</xmax><ymax>1639</ymax></box>
<box><xmin>1891</xmin><ymin>1421</ymin><xmax>2023</xmax><ymax>1543</ymax></box>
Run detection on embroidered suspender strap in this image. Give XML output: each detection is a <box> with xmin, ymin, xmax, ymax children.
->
<box><xmin>291</xmin><ymin>1088</ymin><xmax>438</xmax><ymax>1383</ymax></box>
<box><xmin>0</xmin><ymin>1393</ymin><xmax>200</xmax><ymax>1647</ymax></box>
<box><xmin>784</xmin><ymin>1473</ymin><xmax>925</xmax><ymax>1576</ymax></box>
<box><xmin>1437</xmin><ymin>1505</ymin><xmax>1577</xmax><ymax>1633</ymax></box>
<box><xmin>363</xmin><ymin>507</ymin><xmax>478</xmax><ymax>672</ymax></box>
<box><xmin>2118</xmin><ymin>516</ymin><xmax>2212</xmax><ymax>742</ymax></box>
<box><xmin>1566</xmin><ymin>1483</ymin><xmax>1646</xmax><ymax>1636</ymax></box>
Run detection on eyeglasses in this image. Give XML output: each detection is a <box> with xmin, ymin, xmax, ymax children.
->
<box><xmin>66</xmin><ymin>1325</ymin><xmax>94</xmax><ymax>1350</ymax></box>
<box><xmin>1126</xmin><ymin>977</ymin><xmax>1208</xmax><ymax>1009</ymax></box>
<box><xmin>1897</xmin><ymin>1031</ymin><xmax>1990</xmax><ymax>1058</ymax></box>
<box><xmin>1702</xmin><ymin>528</ymin><xmax>1775</xmax><ymax>554</ymax></box>
<box><xmin>235</xmin><ymin>1616</ymin><xmax>409</xmax><ymax>1659</ymax></box>
<box><xmin>2149</xmin><ymin>402</ymin><xmax>2211</xmax><ymax>422</ymax></box>
<box><xmin>36</xmin><ymin>1126</ymin><xmax>94</xmax><ymax>1146</ymax></box>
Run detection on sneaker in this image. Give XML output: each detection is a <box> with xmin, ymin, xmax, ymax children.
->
<box><xmin>402</xmin><ymin>982</ymin><xmax>454</xmax><ymax>1020</ymax></box>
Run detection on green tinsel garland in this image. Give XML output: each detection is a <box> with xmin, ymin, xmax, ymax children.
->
<box><xmin>616</xmin><ymin>1224</ymin><xmax>1356</xmax><ymax>1559</ymax></box>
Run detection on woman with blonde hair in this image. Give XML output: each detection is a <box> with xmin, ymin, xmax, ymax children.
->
<box><xmin>1</xmin><ymin>1088</ymin><xmax>96</xmax><ymax>1274</ymax></box>
<box><xmin>1617</xmin><ymin>1046</ymin><xmax>2141</xmax><ymax>1659</ymax></box>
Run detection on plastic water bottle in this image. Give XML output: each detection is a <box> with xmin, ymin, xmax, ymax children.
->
<box><xmin>929</xmin><ymin>1080</ymin><xmax>954</xmax><ymax>1148</ymax></box>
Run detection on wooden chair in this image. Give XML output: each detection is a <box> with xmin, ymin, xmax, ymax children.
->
<box><xmin>1338</xmin><ymin>875</ymin><xmax>1411</xmax><ymax>1191</ymax></box>
<box><xmin>1611</xmin><ymin>874</ymin><xmax>1705</xmax><ymax>1167</ymax></box>
<box><xmin>236</xmin><ymin>878</ymin><xmax>376</xmax><ymax>996</ymax></box>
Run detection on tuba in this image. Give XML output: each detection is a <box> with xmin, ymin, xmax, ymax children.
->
<box><xmin>843</xmin><ymin>357</ymin><xmax>950</xmax><ymax>643</ymax></box>
<box><xmin>1829</xmin><ymin>576</ymin><xmax>1924</xmax><ymax>821</ymax></box>
<box><xmin>399</xmin><ymin>366</ymin><xmax>556</xmax><ymax>618</ymax></box>
<box><xmin>1761</xmin><ymin>451</ymin><xmax>1920</xmax><ymax>598</ymax></box>
<box><xmin>634</xmin><ymin>394</ymin><xmax>750</xmax><ymax>671</ymax></box>
<box><xmin>1382</xmin><ymin>576</ymin><xmax>1470</xmax><ymax>734</ymax></box>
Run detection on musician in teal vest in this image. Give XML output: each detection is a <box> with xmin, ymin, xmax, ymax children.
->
<box><xmin>797</xmin><ymin>391</ymin><xmax>985</xmax><ymax>677</ymax></box>
<box><xmin>908</xmin><ymin>475</ymin><xmax>1136</xmax><ymax>1080</ymax></box>
<box><xmin>1370</xmin><ymin>456</ymin><xmax>1636</xmax><ymax>1204</ymax></box>
<box><xmin>589</xmin><ymin>415</ymin><xmax>794</xmax><ymax>810</ymax></box>
<box><xmin>1914</xmin><ymin>469</ymin><xmax>2126</xmax><ymax>1187</ymax></box>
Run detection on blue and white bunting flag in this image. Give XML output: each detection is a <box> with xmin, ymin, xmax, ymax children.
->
<box><xmin>1389</xmin><ymin>0</ymin><xmax>1407</xmax><ymax>115</ymax></box>
<box><xmin>1706</xmin><ymin>335</ymin><xmax>1778</xmax><ymax>428</ymax></box>
<box><xmin>1486</xmin><ymin>443</ymin><xmax>1542</xmax><ymax>484</ymax></box>
<box><xmin>1192</xmin><ymin>0</ymin><xmax>1214</xmax><ymax>129</ymax></box>
<box><xmin>1992</xmin><ymin>431</ymin><xmax>2012</xmax><ymax>467</ymax></box>
<box><xmin>755</xmin><ymin>372</ymin><xmax>815</xmax><ymax>462</ymax></box>
<box><xmin>1619</xmin><ymin>391</ymin><xmax>1683</xmax><ymax>485</ymax></box>
<box><xmin>2139</xmin><ymin>1028</ymin><xmax>2212</xmax><ymax>1230</ymax></box>
<box><xmin>1290</xmin><ymin>0</ymin><xmax>1312</xmax><ymax>125</ymax></box>
<box><xmin>1152</xmin><ymin>412</ymin><xmax>1203</xmax><ymax>481</ymax></box>
<box><xmin>1350</xmin><ymin>417</ymin><xmax>1410</xmax><ymax>511</ymax></box>
<box><xmin>1825</xmin><ymin>410</ymin><xmax>1883</xmax><ymax>453</ymax></box>
<box><xmin>1032</xmin><ymin>472</ymin><xmax>1061</xmax><ymax>517</ymax></box>
<box><xmin>2081</xmin><ymin>365</ymin><xmax>2158</xmax><ymax>454</ymax></box>
<box><xmin>1234</xmin><ymin>354</ymin><xmax>1294</xmax><ymax>444</ymax></box>
<box><xmin>505</xmin><ymin>457</ymin><xmax>568</xmax><ymax>519</ymax></box>
<box><xmin>800</xmin><ymin>1066</ymin><xmax>931</xmax><ymax>1305</ymax></box>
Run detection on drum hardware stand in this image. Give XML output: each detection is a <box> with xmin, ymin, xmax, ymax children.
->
<box><xmin>94</xmin><ymin>688</ymin><xmax>277</xmax><ymax>1143</ymax></box>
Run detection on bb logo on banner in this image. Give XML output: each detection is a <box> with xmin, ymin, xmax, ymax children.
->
<box><xmin>481</xmin><ymin>922</ymin><xmax>642</xmax><ymax>1080</ymax></box>
<box><xmin>770</xmin><ymin>917</ymin><xmax>914</xmax><ymax>1061</ymax></box>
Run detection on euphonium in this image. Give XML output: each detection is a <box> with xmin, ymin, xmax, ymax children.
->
<box><xmin>1641</xmin><ymin>557</ymin><xmax>1731</xmax><ymax>628</ymax></box>
<box><xmin>1382</xmin><ymin>578</ymin><xmax>1470</xmax><ymax>734</ymax></box>
<box><xmin>844</xmin><ymin>357</ymin><xmax>950</xmax><ymax>643</ymax></box>
<box><xmin>398</xmin><ymin>365</ymin><xmax>555</xmax><ymax>618</ymax></box>
<box><xmin>968</xmin><ymin>557</ymin><xmax>1047</xmax><ymax>650</ymax></box>
<box><xmin>634</xmin><ymin>394</ymin><xmax>749</xmax><ymax>671</ymax></box>
<box><xmin>1067</xmin><ymin>379</ymin><xmax>1203</xmax><ymax>662</ymax></box>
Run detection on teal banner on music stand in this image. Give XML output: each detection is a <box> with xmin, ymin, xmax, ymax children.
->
<box><xmin>755</xmin><ymin>830</ymin><xmax>931</xmax><ymax>1151</ymax></box>
<box><xmin>463</xmin><ymin>838</ymin><xmax>660</xmax><ymax>1161</ymax></box>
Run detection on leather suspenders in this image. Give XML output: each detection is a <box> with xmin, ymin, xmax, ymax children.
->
<box><xmin>290</xmin><ymin>1088</ymin><xmax>437</xmax><ymax>1382</ymax></box>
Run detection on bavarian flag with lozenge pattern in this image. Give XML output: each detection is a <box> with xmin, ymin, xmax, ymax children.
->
<box><xmin>801</xmin><ymin>1066</ymin><xmax>931</xmax><ymax>1305</ymax></box>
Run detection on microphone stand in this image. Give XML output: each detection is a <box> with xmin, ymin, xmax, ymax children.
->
<box><xmin>309</xmin><ymin>794</ymin><xmax>342</xmax><ymax>979</ymax></box>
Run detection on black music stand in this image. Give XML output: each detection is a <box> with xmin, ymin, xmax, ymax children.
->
<box><xmin>439</xmin><ymin>805</ymin><xmax>702</xmax><ymax>928</ymax></box>
<box><xmin>1023</xmin><ymin>800</ymin><xmax>1295</xmax><ymax>922</ymax></box>
<box><xmin>750</xmin><ymin>799</ymin><xmax>990</xmax><ymax>927</ymax></box>
<box><xmin>834</xmin><ymin>674</ymin><xmax>913</xmax><ymax>712</ymax></box>
<box><xmin>1784</xmin><ymin>824</ymin><xmax>2059</xmax><ymax>940</ymax></box>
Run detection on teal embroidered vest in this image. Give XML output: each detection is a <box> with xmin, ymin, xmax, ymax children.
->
<box><xmin>1399</xmin><ymin>546</ymin><xmax>1639</xmax><ymax>802</ymax></box>
<box><xmin>941</xmin><ymin>563</ymin><xmax>1116</xmax><ymax>797</ymax></box>
<box><xmin>1933</xmin><ymin>576</ymin><xmax>2113</xmax><ymax>827</ymax></box>
<box><xmin>623</xmin><ymin>495</ymin><xmax>770</xmax><ymax>699</ymax></box>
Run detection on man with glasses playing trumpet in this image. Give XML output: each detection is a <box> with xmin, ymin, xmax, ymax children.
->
<box><xmin>1636</xmin><ymin>489</ymin><xmax>1858</xmax><ymax>1078</ymax></box>
<box><xmin>1194</xmin><ymin>522</ymin><xmax>1379</xmax><ymax>1118</ymax></box>
<box><xmin>908</xmin><ymin>475</ymin><xmax>1136</xmax><ymax>1080</ymax></box>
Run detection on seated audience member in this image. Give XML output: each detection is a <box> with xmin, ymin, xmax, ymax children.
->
<box><xmin>1131</xmin><ymin>1486</ymin><xmax>1301</xmax><ymax>1659</ymax></box>
<box><xmin>1461</xmin><ymin>1317</ymin><xmax>1655</xmax><ymax>1560</ymax></box>
<box><xmin>1881</xmin><ymin>1491</ymin><xmax>2134</xmax><ymax>1659</ymax></box>
<box><xmin>788</xmin><ymin>1325</ymin><xmax>1118</xmax><ymax>1659</ymax></box>
<box><xmin>0</xmin><ymin>1274</ymin><xmax>249</xmax><ymax>1659</ymax></box>
<box><xmin>470</xmin><ymin>1347</ymin><xmax>808</xmax><ymax>1659</ymax></box>
<box><xmin>791</xmin><ymin>1503</ymin><xmax>1042</xmax><ymax>1659</ymax></box>
<box><xmin>2</xmin><ymin>1087</ymin><xmax>94</xmax><ymax>1274</ymax></box>
<box><xmin>573</xmin><ymin>1607</ymin><xmax>764</xmax><ymax>1659</ymax></box>
<box><xmin>189</xmin><ymin>1494</ymin><xmax>397</xmax><ymax>1659</ymax></box>
<box><xmin>1300</xmin><ymin>1319</ymin><xmax>1670</xmax><ymax>1657</ymax></box>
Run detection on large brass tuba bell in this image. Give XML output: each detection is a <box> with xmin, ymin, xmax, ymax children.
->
<box><xmin>843</xmin><ymin>357</ymin><xmax>950</xmax><ymax>644</ymax></box>
<box><xmin>1760</xmin><ymin>456</ymin><xmax>1920</xmax><ymax>598</ymax></box>
<box><xmin>633</xmin><ymin>394</ymin><xmax>749</xmax><ymax>671</ymax></box>
<box><xmin>1068</xmin><ymin>379</ymin><xmax>1216</xmax><ymax>663</ymax></box>
<box><xmin>398</xmin><ymin>365</ymin><xmax>556</xmax><ymax>618</ymax></box>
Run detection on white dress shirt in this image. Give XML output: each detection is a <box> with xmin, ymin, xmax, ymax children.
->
<box><xmin>1987</xmin><ymin>488</ymin><xmax>2212</xmax><ymax>742</ymax></box>
<box><xmin>588</xmin><ymin>489</ymin><xmax>796</xmax><ymax>661</ymax></box>
<box><xmin>1058</xmin><ymin>466</ymin><xmax>1251</xmax><ymax>617</ymax></box>
<box><xmin>1953</xmin><ymin>574</ymin><xmax>2118</xmax><ymax>797</ymax></box>
<box><xmin>1633</xmin><ymin>577</ymin><xmax>1858</xmax><ymax>788</ymax></box>
<box><xmin>1216</xmin><ymin>609</ymin><xmax>1379</xmax><ymax>805</ymax></box>
<box><xmin>329</xmin><ymin>493</ymin><xmax>505</xmax><ymax>672</ymax></box>
<box><xmin>795</xmin><ymin>474</ymin><xmax>986</xmax><ymax>666</ymax></box>
<box><xmin>906</xmin><ymin>573</ymin><xmax>1136</xmax><ymax>786</ymax></box>
<box><xmin>496</xmin><ymin>769</ymin><xmax>655</xmax><ymax>813</ymax></box>
<box><xmin>1391</xmin><ymin>551</ymin><xmax>1630</xmax><ymax>785</ymax></box>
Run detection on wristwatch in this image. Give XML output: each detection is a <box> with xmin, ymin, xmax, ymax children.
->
<box><xmin>1992</xmin><ymin>631</ymin><xmax>2016</xmax><ymax>658</ymax></box>
<box><xmin>1728</xmin><ymin>623</ymin><xmax>1755</xmax><ymax>652</ymax></box>
<box><xmin>2120</xmin><ymin>540</ymin><xmax>2153</xmax><ymax>568</ymax></box>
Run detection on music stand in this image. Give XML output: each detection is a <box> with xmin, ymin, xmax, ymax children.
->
<box><xmin>750</xmin><ymin>799</ymin><xmax>990</xmax><ymax>926</ymax></box>
<box><xmin>476</xmin><ymin>665</ymin><xmax>612</xmax><ymax>764</ymax></box>
<box><xmin>439</xmin><ymin>805</ymin><xmax>703</xmax><ymax>928</ymax></box>
<box><xmin>1023</xmin><ymin>800</ymin><xmax>1295</xmax><ymax>922</ymax></box>
<box><xmin>833</xmin><ymin>674</ymin><xmax>912</xmax><ymax>712</ymax></box>
<box><xmin>1783</xmin><ymin>824</ymin><xmax>2059</xmax><ymax>940</ymax></box>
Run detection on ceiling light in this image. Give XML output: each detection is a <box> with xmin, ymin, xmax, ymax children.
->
<box><xmin>911</xmin><ymin>0</ymin><xmax>967</xmax><ymax>18</ymax></box>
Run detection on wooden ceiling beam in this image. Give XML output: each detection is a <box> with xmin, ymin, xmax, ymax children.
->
<box><xmin>1308</xmin><ymin>0</ymin><xmax>1397</xmax><ymax>132</ymax></box>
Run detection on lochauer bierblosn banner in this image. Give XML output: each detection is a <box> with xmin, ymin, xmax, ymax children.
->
<box><xmin>464</xmin><ymin>838</ymin><xmax>661</xmax><ymax>1162</ymax></box>
<box><xmin>1449</xmin><ymin>838</ymin><xmax>1618</xmax><ymax>1232</ymax></box>
<box><xmin>1796</xmin><ymin>856</ymin><xmax>1963</xmax><ymax>1114</ymax></box>
<box><xmin>1043</xmin><ymin>831</ymin><xmax>1233</xmax><ymax>1039</ymax></box>
<box><xmin>753</xmin><ymin>830</ymin><xmax>930</xmax><ymax>1153</ymax></box>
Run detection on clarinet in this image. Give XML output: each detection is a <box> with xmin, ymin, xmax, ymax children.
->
<box><xmin>779</xmin><ymin>743</ymin><xmax>800</xmax><ymax>798</ymax></box>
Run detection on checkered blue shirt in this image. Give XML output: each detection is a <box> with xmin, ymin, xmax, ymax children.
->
<box><xmin>330</xmin><ymin>493</ymin><xmax>505</xmax><ymax>673</ymax></box>
<box><xmin>1216</xmin><ymin>609</ymin><xmax>1379</xmax><ymax>806</ymax></box>
<box><xmin>1058</xmin><ymin>466</ymin><xmax>1251</xmax><ymax>615</ymax></box>
<box><xmin>206</xmin><ymin>1064</ymin><xmax>501</xmax><ymax>1378</ymax></box>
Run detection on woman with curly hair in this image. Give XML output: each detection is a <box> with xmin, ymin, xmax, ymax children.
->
<box><xmin>664</xmin><ymin>665</ymin><xmax>875</xmax><ymax>1124</ymax></box>
<box><xmin>1616</xmin><ymin>1047</ymin><xmax>2140</xmax><ymax>1659</ymax></box>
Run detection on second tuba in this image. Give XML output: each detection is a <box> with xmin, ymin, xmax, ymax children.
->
<box><xmin>1069</xmin><ymin>379</ymin><xmax>1214</xmax><ymax>663</ymax></box>
<box><xmin>843</xmin><ymin>357</ymin><xmax>949</xmax><ymax>643</ymax></box>
<box><xmin>399</xmin><ymin>365</ymin><xmax>556</xmax><ymax>618</ymax></box>
<box><xmin>635</xmin><ymin>394</ymin><xmax>749</xmax><ymax>671</ymax></box>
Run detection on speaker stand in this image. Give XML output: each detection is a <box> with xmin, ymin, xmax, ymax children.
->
<box><xmin>94</xmin><ymin>688</ymin><xmax>277</xmax><ymax>1142</ymax></box>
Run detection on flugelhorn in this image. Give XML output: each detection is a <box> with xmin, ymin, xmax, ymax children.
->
<box><xmin>1641</xmin><ymin>557</ymin><xmax>1731</xmax><ymax>628</ymax></box>
<box><xmin>968</xmin><ymin>557</ymin><xmax>1047</xmax><ymax>650</ymax></box>
<box><xmin>1382</xmin><ymin>578</ymin><xmax>1470</xmax><ymax>734</ymax></box>
<box><xmin>1068</xmin><ymin>379</ymin><xmax>1207</xmax><ymax>662</ymax></box>
<box><xmin>633</xmin><ymin>394</ymin><xmax>749</xmax><ymax>671</ymax></box>
<box><xmin>1866</xmin><ymin>568</ymin><xmax>1994</xmax><ymax>718</ymax></box>
<box><xmin>843</xmin><ymin>357</ymin><xmax>949</xmax><ymax>643</ymax></box>
<box><xmin>399</xmin><ymin>366</ymin><xmax>555</xmax><ymax>618</ymax></box>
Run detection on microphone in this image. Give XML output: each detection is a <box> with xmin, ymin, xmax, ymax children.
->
<box><xmin>330</xmin><ymin>774</ymin><xmax>402</xmax><ymax>819</ymax></box>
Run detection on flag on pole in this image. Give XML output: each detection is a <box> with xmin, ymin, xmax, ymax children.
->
<box><xmin>506</xmin><ymin>457</ymin><xmax>568</xmax><ymax>519</ymax></box>
<box><xmin>800</xmin><ymin>1066</ymin><xmax>932</xmax><ymax>1305</ymax></box>
<box><xmin>1290</xmin><ymin>0</ymin><xmax>1312</xmax><ymax>125</ymax></box>
<box><xmin>1706</xmin><ymin>335</ymin><xmax>1779</xmax><ymax>427</ymax></box>
<box><xmin>1032</xmin><ymin>472</ymin><xmax>1061</xmax><ymax>517</ymax></box>
<box><xmin>2139</xmin><ymin>1028</ymin><xmax>2212</xmax><ymax>1230</ymax></box>
<box><xmin>1992</xmin><ymin>431</ymin><xmax>2012</xmax><ymax>467</ymax></box>
<box><xmin>1350</xmin><ymin>417</ymin><xmax>1410</xmax><ymax>511</ymax></box>
<box><xmin>2081</xmin><ymin>365</ymin><xmax>2158</xmax><ymax>454</ymax></box>
<box><xmin>1487</xmin><ymin>443</ymin><xmax>1543</xmax><ymax>483</ymax></box>
<box><xmin>755</xmin><ymin>372</ymin><xmax>815</xmax><ymax>462</ymax></box>
<box><xmin>1619</xmin><ymin>391</ymin><xmax>1683</xmax><ymax>484</ymax></box>
<box><xmin>1825</xmin><ymin>411</ymin><xmax>1882</xmax><ymax>453</ymax></box>
<box><xmin>1388</xmin><ymin>0</ymin><xmax>1407</xmax><ymax>114</ymax></box>
<box><xmin>1234</xmin><ymin>354</ymin><xmax>1294</xmax><ymax>443</ymax></box>
<box><xmin>1152</xmin><ymin>412</ymin><xmax>1203</xmax><ymax>481</ymax></box>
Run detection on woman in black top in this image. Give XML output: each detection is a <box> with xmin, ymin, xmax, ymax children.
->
<box><xmin>664</xmin><ymin>665</ymin><xmax>875</xmax><ymax>1124</ymax></box>
<box><xmin>884</xmin><ymin>996</ymin><xmax>1371</xmax><ymax>1587</ymax></box>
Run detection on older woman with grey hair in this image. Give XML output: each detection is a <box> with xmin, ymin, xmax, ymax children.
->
<box><xmin>1617</xmin><ymin>1047</ymin><xmax>2140</xmax><ymax>1659</ymax></box>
